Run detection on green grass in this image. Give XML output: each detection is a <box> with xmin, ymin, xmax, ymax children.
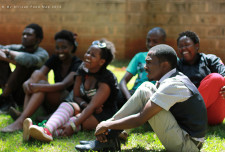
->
<box><xmin>0</xmin><ymin>60</ymin><xmax>225</xmax><ymax>152</ymax></box>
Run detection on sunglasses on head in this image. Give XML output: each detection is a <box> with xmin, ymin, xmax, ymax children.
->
<box><xmin>92</xmin><ymin>40</ymin><xmax>106</xmax><ymax>49</ymax></box>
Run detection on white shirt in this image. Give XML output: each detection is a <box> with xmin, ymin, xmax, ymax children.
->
<box><xmin>150</xmin><ymin>68</ymin><xmax>192</xmax><ymax>111</ymax></box>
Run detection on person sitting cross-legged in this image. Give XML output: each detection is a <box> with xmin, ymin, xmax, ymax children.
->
<box><xmin>75</xmin><ymin>44</ymin><xmax>207</xmax><ymax>152</ymax></box>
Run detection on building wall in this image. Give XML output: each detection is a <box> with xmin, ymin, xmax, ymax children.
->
<box><xmin>0</xmin><ymin>0</ymin><xmax>225</xmax><ymax>61</ymax></box>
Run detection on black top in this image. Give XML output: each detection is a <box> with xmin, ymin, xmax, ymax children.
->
<box><xmin>45</xmin><ymin>54</ymin><xmax>82</xmax><ymax>91</ymax></box>
<box><xmin>76</xmin><ymin>64</ymin><xmax>119</xmax><ymax>110</ymax></box>
<box><xmin>177</xmin><ymin>53</ymin><xmax>225</xmax><ymax>87</ymax></box>
<box><xmin>77</xmin><ymin>64</ymin><xmax>119</xmax><ymax>120</ymax></box>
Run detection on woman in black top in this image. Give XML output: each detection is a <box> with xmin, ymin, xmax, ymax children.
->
<box><xmin>27</xmin><ymin>39</ymin><xmax>119</xmax><ymax>142</ymax></box>
<box><xmin>1</xmin><ymin>30</ymin><xmax>81</xmax><ymax>133</ymax></box>
<box><xmin>177</xmin><ymin>31</ymin><xmax>225</xmax><ymax>125</ymax></box>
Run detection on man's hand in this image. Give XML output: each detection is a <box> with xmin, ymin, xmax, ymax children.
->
<box><xmin>94</xmin><ymin>121</ymin><xmax>109</xmax><ymax>142</ymax></box>
<box><xmin>0</xmin><ymin>49</ymin><xmax>7</xmax><ymax>59</ymax></box>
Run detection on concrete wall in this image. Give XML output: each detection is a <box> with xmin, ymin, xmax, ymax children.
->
<box><xmin>0</xmin><ymin>0</ymin><xmax>225</xmax><ymax>61</ymax></box>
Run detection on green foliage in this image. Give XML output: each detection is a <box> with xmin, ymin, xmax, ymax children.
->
<box><xmin>0</xmin><ymin>61</ymin><xmax>225</xmax><ymax>151</ymax></box>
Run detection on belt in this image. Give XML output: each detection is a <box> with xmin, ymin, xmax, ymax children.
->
<box><xmin>190</xmin><ymin>138</ymin><xmax>203</xmax><ymax>150</ymax></box>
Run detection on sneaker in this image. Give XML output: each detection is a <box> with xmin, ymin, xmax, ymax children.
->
<box><xmin>29</xmin><ymin>125</ymin><xmax>53</xmax><ymax>142</ymax></box>
<box><xmin>75</xmin><ymin>138</ymin><xmax>121</xmax><ymax>151</ymax></box>
<box><xmin>79</xmin><ymin>140</ymin><xmax>92</xmax><ymax>145</ymax></box>
<box><xmin>23</xmin><ymin>118</ymin><xmax>32</xmax><ymax>141</ymax></box>
<box><xmin>75</xmin><ymin>129</ymin><xmax>121</xmax><ymax>151</ymax></box>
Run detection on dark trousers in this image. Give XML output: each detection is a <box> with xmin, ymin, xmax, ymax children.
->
<box><xmin>0</xmin><ymin>61</ymin><xmax>11</xmax><ymax>87</ymax></box>
<box><xmin>0</xmin><ymin>61</ymin><xmax>36</xmax><ymax>106</ymax></box>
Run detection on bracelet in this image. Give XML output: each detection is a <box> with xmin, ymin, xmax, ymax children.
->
<box><xmin>70</xmin><ymin>121</ymin><xmax>76</xmax><ymax>132</ymax></box>
<box><xmin>80</xmin><ymin>101</ymin><xmax>86</xmax><ymax>107</ymax></box>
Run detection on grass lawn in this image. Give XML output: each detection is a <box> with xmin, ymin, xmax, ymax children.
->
<box><xmin>0</xmin><ymin>60</ymin><xmax>225</xmax><ymax>152</ymax></box>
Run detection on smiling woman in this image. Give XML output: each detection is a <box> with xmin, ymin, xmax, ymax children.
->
<box><xmin>0</xmin><ymin>30</ymin><xmax>82</xmax><ymax>133</ymax></box>
<box><xmin>27</xmin><ymin>38</ymin><xmax>120</xmax><ymax>142</ymax></box>
<box><xmin>177</xmin><ymin>31</ymin><xmax>225</xmax><ymax>125</ymax></box>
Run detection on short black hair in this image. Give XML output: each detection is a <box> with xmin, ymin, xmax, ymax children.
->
<box><xmin>99</xmin><ymin>38</ymin><xmax>116</xmax><ymax>69</ymax></box>
<box><xmin>54</xmin><ymin>30</ymin><xmax>78</xmax><ymax>53</ymax></box>
<box><xmin>177</xmin><ymin>31</ymin><xmax>199</xmax><ymax>45</ymax></box>
<box><xmin>26</xmin><ymin>23</ymin><xmax>43</xmax><ymax>40</ymax></box>
<box><xmin>150</xmin><ymin>44</ymin><xmax>177</xmax><ymax>69</ymax></box>
<box><xmin>148</xmin><ymin>27</ymin><xmax>167</xmax><ymax>42</ymax></box>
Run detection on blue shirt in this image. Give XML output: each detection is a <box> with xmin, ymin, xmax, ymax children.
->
<box><xmin>126</xmin><ymin>52</ymin><xmax>155</xmax><ymax>90</ymax></box>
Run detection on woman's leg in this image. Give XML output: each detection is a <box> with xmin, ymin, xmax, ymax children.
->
<box><xmin>198</xmin><ymin>73</ymin><xmax>225</xmax><ymax>125</ymax></box>
<box><xmin>45</xmin><ymin>102</ymin><xmax>75</xmax><ymax>133</ymax></box>
<box><xmin>28</xmin><ymin>102</ymin><xmax>76</xmax><ymax>141</ymax></box>
<box><xmin>53</xmin><ymin>116</ymin><xmax>81</xmax><ymax>136</ymax></box>
<box><xmin>1</xmin><ymin>92</ymin><xmax>45</xmax><ymax>132</ymax></box>
<box><xmin>23</xmin><ymin>93</ymin><xmax>32</xmax><ymax>110</ymax></box>
<box><xmin>76</xmin><ymin>113</ymin><xmax>99</xmax><ymax>130</ymax></box>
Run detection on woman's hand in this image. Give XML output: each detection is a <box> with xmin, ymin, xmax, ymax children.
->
<box><xmin>95</xmin><ymin>105</ymin><xmax>103</xmax><ymax>114</ymax></box>
<box><xmin>27</xmin><ymin>80</ymin><xmax>48</xmax><ymax>93</ymax></box>
<box><xmin>28</xmin><ymin>83</ymin><xmax>40</xmax><ymax>93</ymax></box>
<box><xmin>61</xmin><ymin>123</ymin><xmax>74</xmax><ymax>136</ymax></box>
<box><xmin>23</xmin><ymin>81</ymin><xmax>30</xmax><ymax>94</ymax></box>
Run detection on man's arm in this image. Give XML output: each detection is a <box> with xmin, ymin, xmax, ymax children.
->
<box><xmin>0</xmin><ymin>49</ymin><xmax>16</xmax><ymax>64</ymax></box>
<box><xmin>14</xmin><ymin>48</ymin><xmax>49</xmax><ymax>68</ymax></box>
<box><xmin>1</xmin><ymin>45</ymin><xmax>49</xmax><ymax>68</ymax></box>
<box><xmin>119</xmin><ymin>72</ymin><xmax>133</xmax><ymax>100</ymax></box>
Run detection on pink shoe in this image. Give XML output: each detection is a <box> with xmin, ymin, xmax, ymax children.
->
<box><xmin>29</xmin><ymin>125</ymin><xmax>53</xmax><ymax>142</ymax></box>
<box><xmin>23</xmin><ymin>118</ymin><xmax>32</xmax><ymax>141</ymax></box>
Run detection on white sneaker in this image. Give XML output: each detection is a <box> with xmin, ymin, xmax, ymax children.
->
<box><xmin>29</xmin><ymin>125</ymin><xmax>53</xmax><ymax>142</ymax></box>
<box><xmin>23</xmin><ymin>118</ymin><xmax>32</xmax><ymax>141</ymax></box>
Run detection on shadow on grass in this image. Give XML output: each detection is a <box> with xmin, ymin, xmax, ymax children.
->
<box><xmin>122</xmin><ymin>147</ymin><xmax>166</xmax><ymax>152</ymax></box>
<box><xmin>206</xmin><ymin>123</ymin><xmax>225</xmax><ymax>139</ymax></box>
<box><xmin>22</xmin><ymin>139</ymin><xmax>53</xmax><ymax>147</ymax></box>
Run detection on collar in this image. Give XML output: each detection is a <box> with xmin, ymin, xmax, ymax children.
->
<box><xmin>158</xmin><ymin>68</ymin><xmax>176</xmax><ymax>83</ymax></box>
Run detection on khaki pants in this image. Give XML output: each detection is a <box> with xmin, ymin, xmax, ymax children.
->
<box><xmin>112</xmin><ymin>82</ymin><xmax>199</xmax><ymax>152</ymax></box>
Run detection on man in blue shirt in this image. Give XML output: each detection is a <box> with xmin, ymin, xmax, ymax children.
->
<box><xmin>118</xmin><ymin>27</ymin><xmax>166</xmax><ymax>108</ymax></box>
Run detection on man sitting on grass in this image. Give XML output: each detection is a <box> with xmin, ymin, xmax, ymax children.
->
<box><xmin>75</xmin><ymin>44</ymin><xmax>207</xmax><ymax>152</ymax></box>
<box><xmin>118</xmin><ymin>27</ymin><xmax>166</xmax><ymax>108</ymax></box>
<box><xmin>0</xmin><ymin>23</ymin><xmax>48</xmax><ymax>113</ymax></box>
